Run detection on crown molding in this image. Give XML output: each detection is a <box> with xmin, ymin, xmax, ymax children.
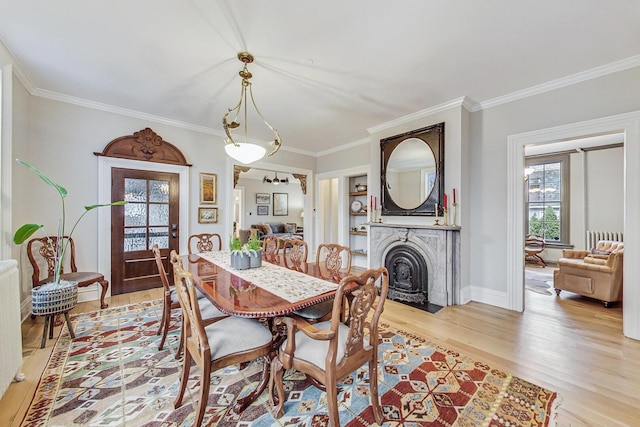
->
<box><xmin>0</xmin><ymin>39</ymin><xmax>35</xmax><ymax>91</ymax></box>
<box><xmin>366</xmin><ymin>96</ymin><xmax>471</xmax><ymax>135</ymax></box>
<box><xmin>315</xmin><ymin>137</ymin><xmax>370</xmax><ymax>157</ymax></box>
<box><xmin>473</xmin><ymin>54</ymin><xmax>640</xmax><ymax>112</ymax></box>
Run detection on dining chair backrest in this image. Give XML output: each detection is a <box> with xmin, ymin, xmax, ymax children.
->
<box><xmin>172</xmin><ymin>263</ymin><xmax>208</xmax><ymax>365</ymax></box>
<box><xmin>271</xmin><ymin>266</ymin><xmax>389</xmax><ymax>426</ymax></box>
<box><xmin>27</xmin><ymin>236</ymin><xmax>77</xmax><ymax>285</ymax></box>
<box><xmin>27</xmin><ymin>235</ymin><xmax>110</xmax><ymax>309</ymax></box>
<box><xmin>315</xmin><ymin>243</ymin><xmax>352</xmax><ymax>281</ymax></box>
<box><xmin>282</xmin><ymin>238</ymin><xmax>308</xmax><ymax>272</ymax></box>
<box><xmin>188</xmin><ymin>233</ymin><xmax>222</xmax><ymax>255</ymax></box>
<box><xmin>262</xmin><ymin>235</ymin><xmax>282</xmax><ymax>264</ymax></box>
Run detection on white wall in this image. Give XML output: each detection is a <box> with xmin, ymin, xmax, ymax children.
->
<box><xmin>585</xmin><ymin>147</ymin><xmax>624</xmax><ymax>234</ymax></box>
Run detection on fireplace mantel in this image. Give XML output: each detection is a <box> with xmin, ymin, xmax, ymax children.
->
<box><xmin>368</xmin><ymin>223</ymin><xmax>460</xmax><ymax>306</ymax></box>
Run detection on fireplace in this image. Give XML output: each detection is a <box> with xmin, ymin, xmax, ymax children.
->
<box><xmin>369</xmin><ymin>223</ymin><xmax>460</xmax><ymax>307</ymax></box>
<box><xmin>385</xmin><ymin>244</ymin><xmax>428</xmax><ymax>304</ymax></box>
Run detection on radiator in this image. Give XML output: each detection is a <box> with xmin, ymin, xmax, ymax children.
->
<box><xmin>0</xmin><ymin>259</ymin><xmax>23</xmax><ymax>398</ymax></box>
<box><xmin>586</xmin><ymin>230</ymin><xmax>624</xmax><ymax>249</ymax></box>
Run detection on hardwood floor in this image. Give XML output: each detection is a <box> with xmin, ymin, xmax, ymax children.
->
<box><xmin>1</xmin><ymin>284</ymin><xmax>639</xmax><ymax>426</ymax></box>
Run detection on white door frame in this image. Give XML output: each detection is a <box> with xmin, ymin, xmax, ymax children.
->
<box><xmin>507</xmin><ymin>111</ymin><xmax>640</xmax><ymax>339</ymax></box>
<box><xmin>97</xmin><ymin>157</ymin><xmax>190</xmax><ymax>299</ymax></box>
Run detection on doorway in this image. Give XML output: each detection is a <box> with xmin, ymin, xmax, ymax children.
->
<box><xmin>507</xmin><ymin>111</ymin><xmax>640</xmax><ymax>340</ymax></box>
<box><xmin>97</xmin><ymin>156</ymin><xmax>190</xmax><ymax>300</ymax></box>
<box><xmin>111</xmin><ymin>168</ymin><xmax>180</xmax><ymax>294</ymax></box>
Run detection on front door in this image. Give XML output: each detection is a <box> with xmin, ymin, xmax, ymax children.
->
<box><xmin>111</xmin><ymin>168</ymin><xmax>180</xmax><ymax>294</ymax></box>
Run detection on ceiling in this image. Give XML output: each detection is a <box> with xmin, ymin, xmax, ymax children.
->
<box><xmin>1</xmin><ymin>1</ymin><xmax>639</xmax><ymax>157</ymax></box>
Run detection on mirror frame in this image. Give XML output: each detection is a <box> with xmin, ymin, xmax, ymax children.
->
<box><xmin>380</xmin><ymin>122</ymin><xmax>444</xmax><ymax>216</ymax></box>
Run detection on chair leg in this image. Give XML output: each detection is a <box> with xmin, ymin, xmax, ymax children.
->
<box><xmin>174</xmin><ymin>349</ymin><xmax>192</xmax><ymax>409</ymax></box>
<box><xmin>99</xmin><ymin>280</ymin><xmax>109</xmax><ymax>309</ymax></box>
<box><xmin>158</xmin><ymin>306</ymin><xmax>171</xmax><ymax>351</ymax></box>
<box><xmin>326</xmin><ymin>378</ymin><xmax>340</xmax><ymax>427</ymax></box>
<box><xmin>270</xmin><ymin>356</ymin><xmax>285</xmax><ymax>418</ymax></box>
<box><xmin>369</xmin><ymin>357</ymin><xmax>383</xmax><ymax>425</ymax></box>
<box><xmin>64</xmin><ymin>311</ymin><xmax>76</xmax><ymax>339</ymax></box>
<box><xmin>195</xmin><ymin>364</ymin><xmax>211</xmax><ymax>427</ymax></box>
<box><xmin>174</xmin><ymin>318</ymin><xmax>184</xmax><ymax>359</ymax></box>
<box><xmin>40</xmin><ymin>316</ymin><xmax>50</xmax><ymax>349</ymax></box>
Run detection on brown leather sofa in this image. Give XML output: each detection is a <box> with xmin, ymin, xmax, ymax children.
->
<box><xmin>553</xmin><ymin>240</ymin><xmax>624</xmax><ymax>307</ymax></box>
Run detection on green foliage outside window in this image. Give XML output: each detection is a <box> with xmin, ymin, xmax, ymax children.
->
<box><xmin>529</xmin><ymin>206</ymin><xmax>560</xmax><ymax>241</ymax></box>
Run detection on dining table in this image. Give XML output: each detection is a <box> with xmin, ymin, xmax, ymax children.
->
<box><xmin>181</xmin><ymin>250</ymin><xmax>353</xmax><ymax>413</ymax></box>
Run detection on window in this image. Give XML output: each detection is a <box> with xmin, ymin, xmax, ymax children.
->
<box><xmin>525</xmin><ymin>154</ymin><xmax>569</xmax><ymax>244</ymax></box>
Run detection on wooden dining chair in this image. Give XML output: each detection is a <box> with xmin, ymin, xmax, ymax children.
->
<box><xmin>270</xmin><ymin>267</ymin><xmax>389</xmax><ymax>427</ymax></box>
<box><xmin>188</xmin><ymin>233</ymin><xmax>222</xmax><ymax>255</ymax></box>
<box><xmin>282</xmin><ymin>238</ymin><xmax>308</xmax><ymax>272</ymax></box>
<box><xmin>27</xmin><ymin>236</ymin><xmax>109</xmax><ymax>309</ymax></box>
<box><xmin>152</xmin><ymin>245</ymin><xmax>227</xmax><ymax>356</ymax></box>
<box><xmin>315</xmin><ymin>243</ymin><xmax>352</xmax><ymax>281</ymax></box>
<box><xmin>172</xmin><ymin>264</ymin><xmax>274</xmax><ymax>426</ymax></box>
<box><xmin>262</xmin><ymin>235</ymin><xmax>282</xmax><ymax>264</ymax></box>
<box><xmin>293</xmin><ymin>243</ymin><xmax>353</xmax><ymax>322</ymax></box>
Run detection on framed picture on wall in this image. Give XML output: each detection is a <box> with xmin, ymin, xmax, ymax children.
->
<box><xmin>198</xmin><ymin>207</ymin><xmax>218</xmax><ymax>223</ymax></box>
<box><xmin>256</xmin><ymin>193</ymin><xmax>270</xmax><ymax>204</ymax></box>
<box><xmin>273</xmin><ymin>193</ymin><xmax>288</xmax><ymax>216</ymax></box>
<box><xmin>257</xmin><ymin>205</ymin><xmax>269</xmax><ymax>215</ymax></box>
<box><xmin>200</xmin><ymin>173</ymin><xmax>217</xmax><ymax>204</ymax></box>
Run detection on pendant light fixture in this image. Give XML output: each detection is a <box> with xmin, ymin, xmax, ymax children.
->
<box><xmin>263</xmin><ymin>171</ymin><xmax>289</xmax><ymax>185</ymax></box>
<box><xmin>223</xmin><ymin>52</ymin><xmax>282</xmax><ymax>164</ymax></box>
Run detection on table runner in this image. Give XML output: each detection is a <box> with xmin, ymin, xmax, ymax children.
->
<box><xmin>198</xmin><ymin>251</ymin><xmax>338</xmax><ymax>303</ymax></box>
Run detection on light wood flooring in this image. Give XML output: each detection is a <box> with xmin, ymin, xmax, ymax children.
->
<box><xmin>1</xmin><ymin>283</ymin><xmax>639</xmax><ymax>426</ymax></box>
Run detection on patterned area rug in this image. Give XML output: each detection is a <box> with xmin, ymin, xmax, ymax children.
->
<box><xmin>22</xmin><ymin>300</ymin><xmax>559</xmax><ymax>426</ymax></box>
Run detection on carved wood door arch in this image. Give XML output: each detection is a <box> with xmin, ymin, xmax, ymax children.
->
<box><xmin>96</xmin><ymin>128</ymin><xmax>190</xmax><ymax>294</ymax></box>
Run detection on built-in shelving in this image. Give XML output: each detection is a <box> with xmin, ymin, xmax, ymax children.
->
<box><xmin>348</xmin><ymin>175</ymin><xmax>368</xmax><ymax>266</ymax></box>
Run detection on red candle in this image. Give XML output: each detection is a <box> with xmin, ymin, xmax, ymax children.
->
<box><xmin>443</xmin><ymin>193</ymin><xmax>448</xmax><ymax>209</ymax></box>
<box><xmin>453</xmin><ymin>188</ymin><xmax>457</xmax><ymax>204</ymax></box>
<box><xmin>370</xmin><ymin>195</ymin><xmax>372</xmax><ymax>210</ymax></box>
<box><xmin>374</xmin><ymin>196</ymin><xmax>377</xmax><ymax>210</ymax></box>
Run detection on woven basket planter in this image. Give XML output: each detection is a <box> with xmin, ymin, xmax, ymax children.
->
<box><xmin>31</xmin><ymin>281</ymin><xmax>78</xmax><ymax>316</ymax></box>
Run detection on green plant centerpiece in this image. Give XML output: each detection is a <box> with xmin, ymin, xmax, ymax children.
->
<box><xmin>244</xmin><ymin>234</ymin><xmax>263</xmax><ymax>268</ymax></box>
<box><xmin>13</xmin><ymin>159</ymin><xmax>127</xmax><ymax>286</ymax></box>
<box><xmin>229</xmin><ymin>235</ymin><xmax>249</xmax><ymax>270</ymax></box>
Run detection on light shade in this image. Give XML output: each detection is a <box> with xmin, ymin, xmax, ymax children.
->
<box><xmin>225</xmin><ymin>142</ymin><xmax>267</xmax><ymax>165</ymax></box>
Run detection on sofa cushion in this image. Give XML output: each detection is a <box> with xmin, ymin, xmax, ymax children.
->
<box><xmin>285</xmin><ymin>223</ymin><xmax>296</xmax><ymax>233</ymax></box>
<box><xmin>591</xmin><ymin>248</ymin><xmax>611</xmax><ymax>255</ymax></box>
<box><xmin>256</xmin><ymin>224</ymin><xmax>271</xmax><ymax>235</ymax></box>
<box><xmin>269</xmin><ymin>223</ymin><xmax>286</xmax><ymax>233</ymax></box>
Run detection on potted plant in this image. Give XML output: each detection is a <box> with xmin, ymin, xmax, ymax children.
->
<box><xmin>229</xmin><ymin>235</ymin><xmax>249</xmax><ymax>270</ymax></box>
<box><xmin>244</xmin><ymin>234</ymin><xmax>263</xmax><ymax>268</ymax></box>
<box><xmin>13</xmin><ymin>159</ymin><xmax>127</xmax><ymax>286</ymax></box>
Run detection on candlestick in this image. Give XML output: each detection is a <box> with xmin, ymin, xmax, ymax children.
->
<box><xmin>452</xmin><ymin>202</ymin><xmax>458</xmax><ymax>226</ymax></box>
<box><xmin>443</xmin><ymin>207</ymin><xmax>449</xmax><ymax>226</ymax></box>
<box><xmin>434</xmin><ymin>204</ymin><xmax>440</xmax><ymax>226</ymax></box>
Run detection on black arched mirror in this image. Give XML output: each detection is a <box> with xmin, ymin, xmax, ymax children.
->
<box><xmin>381</xmin><ymin>122</ymin><xmax>444</xmax><ymax>216</ymax></box>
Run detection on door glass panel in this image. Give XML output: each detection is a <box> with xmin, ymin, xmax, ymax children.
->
<box><xmin>150</xmin><ymin>180</ymin><xmax>170</xmax><ymax>203</ymax></box>
<box><xmin>124</xmin><ymin>178</ymin><xmax>147</xmax><ymax>202</ymax></box>
<box><xmin>124</xmin><ymin>227</ymin><xmax>147</xmax><ymax>251</ymax></box>
<box><xmin>149</xmin><ymin>204</ymin><xmax>169</xmax><ymax>226</ymax></box>
<box><xmin>125</xmin><ymin>203</ymin><xmax>147</xmax><ymax>226</ymax></box>
<box><xmin>149</xmin><ymin>226</ymin><xmax>169</xmax><ymax>249</ymax></box>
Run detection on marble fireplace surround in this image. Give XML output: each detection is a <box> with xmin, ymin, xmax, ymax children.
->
<box><xmin>368</xmin><ymin>223</ymin><xmax>461</xmax><ymax>307</ymax></box>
